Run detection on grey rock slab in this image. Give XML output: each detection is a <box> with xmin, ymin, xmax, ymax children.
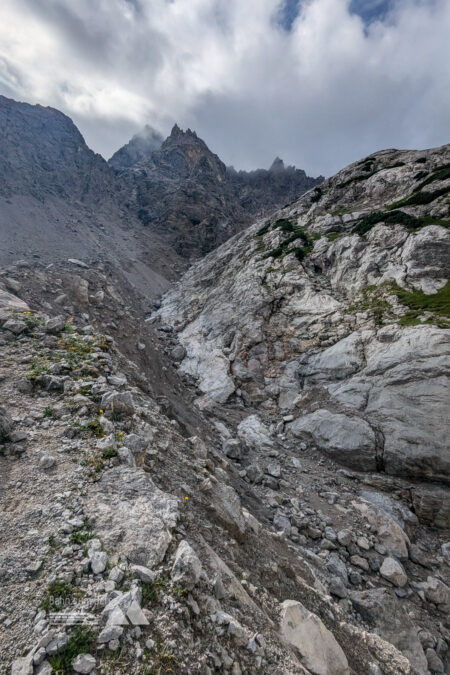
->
<box><xmin>85</xmin><ymin>466</ymin><xmax>178</xmax><ymax>568</ymax></box>
<box><xmin>279</xmin><ymin>599</ymin><xmax>349</xmax><ymax>675</ymax></box>
<box><xmin>290</xmin><ymin>409</ymin><xmax>377</xmax><ymax>471</ymax></box>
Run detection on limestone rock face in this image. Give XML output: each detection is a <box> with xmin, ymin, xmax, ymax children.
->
<box><xmin>279</xmin><ymin>599</ymin><xmax>349</xmax><ymax>675</ymax></box>
<box><xmin>158</xmin><ymin>143</ymin><xmax>450</xmax><ymax>489</ymax></box>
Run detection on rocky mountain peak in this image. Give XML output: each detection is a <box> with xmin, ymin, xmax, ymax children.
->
<box><xmin>269</xmin><ymin>156</ymin><xmax>285</xmax><ymax>172</ymax></box>
<box><xmin>108</xmin><ymin>123</ymin><xmax>163</xmax><ymax>171</ymax></box>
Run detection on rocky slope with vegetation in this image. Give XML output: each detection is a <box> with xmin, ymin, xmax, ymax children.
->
<box><xmin>0</xmin><ymin>101</ymin><xmax>449</xmax><ymax>674</ymax></box>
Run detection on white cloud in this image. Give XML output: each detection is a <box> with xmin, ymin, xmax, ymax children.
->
<box><xmin>0</xmin><ymin>0</ymin><xmax>448</xmax><ymax>175</ymax></box>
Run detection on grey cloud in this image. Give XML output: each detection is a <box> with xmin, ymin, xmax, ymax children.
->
<box><xmin>0</xmin><ymin>0</ymin><xmax>448</xmax><ymax>176</ymax></box>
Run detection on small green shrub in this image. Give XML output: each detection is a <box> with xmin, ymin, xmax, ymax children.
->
<box><xmin>141</xmin><ymin>577</ymin><xmax>166</xmax><ymax>606</ymax></box>
<box><xmin>353</xmin><ymin>210</ymin><xmax>450</xmax><ymax>235</ymax></box>
<box><xmin>48</xmin><ymin>626</ymin><xmax>96</xmax><ymax>674</ymax></box>
<box><xmin>101</xmin><ymin>447</ymin><xmax>118</xmax><ymax>460</ymax></box>
<box><xmin>310</xmin><ymin>187</ymin><xmax>323</xmax><ymax>202</ymax></box>
<box><xmin>416</xmin><ymin>163</ymin><xmax>450</xmax><ymax>191</ymax></box>
<box><xmin>326</xmin><ymin>232</ymin><xmax>342</xmax><ymax>241</ymax></box>
<box><xmin>256</xmin><ymin>222</ymin><xmax>271</xmax><ymax>236</ymax></box>
<box><xmin>43</xmin><ymin>406</ymin><xmax>56</xmax><ymax>419</ymax></box>
<box><xmin>40</xmin><ymin>579</ymin><xmax>75</xmax><ymax>611</ymax></box>
<box><xmin>86</xmin><ymin>417</ymin><xmax>104</xmax><ymax>438</ymax></box>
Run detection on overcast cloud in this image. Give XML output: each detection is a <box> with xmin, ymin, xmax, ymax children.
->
<box><xmin>0</xmin><ymin>0</ymin><xmax>448</xmax><ymax>175</ymax></box>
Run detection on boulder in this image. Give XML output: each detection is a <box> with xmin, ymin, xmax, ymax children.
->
<box><xmin>379</xmin><ymin>557</ymin><xmax>408</xmax><ymax>587</ymax></box>
<box><xmin>100</xmin><ymin>391</ymin><xmax>135</xmax><ymax>417</ymax></box>
<box><xmin>237</xmin><ymin>414</ymin><xmax>273</xmax><ymax>450</ymax></box>
<box><xmin>171</xmin><ymin>540</ymin><xmax>202</xmax><ymax>590</ymax></box>
<box><xmin>85</xmin><ymin>467</ymin><xmax>178</xmax><ymax>568</ymax></box>
<box><xmin>349</xmin><ymin>588</ymin><xmax>428</xmax><ymax>673</ymax></box>
<box><xmin>290</xmin><ymin>410</ymin><xmax>377</xmax><ymax>471</ymax></box>
<box><xmin>0</xmin><ymin>288</ymin><xmax>29</xmax><ymax>314</ymax></box>
<box><xmin>279</xmin><ymin>599</ymin><xmax>349</xmax><ymax>675</ymax></box>
<box><xmin>411</xmin><ymin>484</ymin><xmax>450</xmax><ymax>529</ymax></box>
<box><xmin>352</xmin><ymin>499</ymin><xmax>409</xmax><ymax>560</ymax></box>
<box><xmin>223</xmin><ymin>438</ymin><xmax>242</xmax><ymax>460</ymax></box>
<box><xmin>72</xmin><ymin>654</ymin><xmax>96</xmax><ymax>674</ymax></box>
<box><xmin>45</xmin><ymin>316</ymin><xmax>66</xmax><ymax>334</ymax></box>
<box><xmin>3</xmin><ymin>318</ymin><xmax>27</xmax><ymax>334</ymax></box>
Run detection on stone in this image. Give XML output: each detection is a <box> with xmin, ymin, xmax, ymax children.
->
<box><xmin>279</xmin><ymin>599</ymin><xmax>349</xmax><ymax>675</ymax></box>
<box><xmin>85</xmin><ymin>467</ymin><xmax>178</xmax><ymax>568</ymax></box>
<box><xmin>108</xmin><ymin>566</ymin><xmax>125</xmax><ymax>583</ymax></box>
<box><xmin>337</xmin><ymin>529</ymin><xmax>353</xmax><ymax>547</ymax></box>
<box><xmin>171</xmin><ymin>539</ymin><xmax>202</xmax><ymax>590</ymax></box>
<box><xmin>97</xmin><ymin>625</ymin><xmax>123</xmax><ymax>644</ymax></box>
<box><xmin>425</xmin><ymin>648</ymin><xmax>444</xmax><ymax>673</ymax></box>
<box><xmin>237</xmin><ymin>414</ymin><xmax>273</xmax><ymax>450</ymax></box>
<box><xmin>417</xmin><ymin>576</ymin><xmax>450</xmax><ymax>607</ymax></box>
<box><xmin>11</xmin><ymin>650</ymin><xmax>35</xmax><ymax>675</ymax></box>
<box><xmin>39</xmin><ymin>454</ymin><xmax>56</xmax><ymax>470</ymax></box>
<box><xmin>34</xmin><ymin>664</ymin><xmax>52</xmax><ymax>675</ymax></box>
<box><xmin>89</xmin><ymin>549</ymin><xmax>108</xmax><ymax>575</ymax></box>
<box><xmin>100</xmin><ymin>391</ymin><xmax>135</xmax><ymax>417</ymax></box>
<box><xmin>379</xmin><ymin>557</ymin><xmax>407</xmax><ymax>587</ymax></box>
<box><xmin>357</xmin><ymin>536</ymin><xmax>370</xmax><ymax>551</ymax></box>
<box><xmin>290</xmin><ymin>410</ymin><xmax>376</xmax><ymax>471</ymax></box>
<box><xmin>46</xmin><ymin>633</ymin><xmax>68</xmax><ymax>655</ymax></box>
<box><xmin>349</xmin><ymin>588</ymin><xmax>428</xmax><ymax>672</ymax></box>
<box><xmin>131</xmin><ymin>564</ymin><xmax>157</xmax><ymax>583</ymax></box>
<box><xmin>213</xmin><ymin>611</ymin><xmax>248</xmax><ymax>646</ymax></box>
<box><xmin>273</xmin><ymin>512</ymin><xmax>291</xmax><ymax>535</ymax></box>
<box><xmin>223</xmin><ymin>438</ymin><xmax>242</xmax><ymax>460</ymax></box>
<box><xmin>329</xmin><ymin>577</ymin><xmax>348</xmax><ymax>599</ymax></box>
<box><xmin>170</xmin><ymin>345</ymin><xmax>186</xmax><ymax>361</ymax></box>
<box><xmin>326</xmin><ymin>553</ymin><xmax>348</xmax><ymax>584</ymax></box>
<box><xmin>3</xmin><ymin>318</ymin><xmax>27</xmax><ymax>334</ymax></box>
<box><xmin>352</xmin><ymin>499</ymin><xmax>409</xmax><ymax>560</ymax></box>
<box><xmin>408</xmin><ymin>544</ymin><xmax>432</xmax><ymax>569</ymax></box>
<box><xmin>72</xmin><ymin>653</ymin><xmax>96</xmax><ymax>673</ymax></box>
<box><xmin>125</xmin><ymin>433</ymin><xmax>148</xmax><ymax>454</ymax></box>
<box><xmin>411</xmin><ymin>484</ymin><xmax>450</xmax><ymax>529</ymax></box>
<box><xmin>350</xmin><ymin>555</ymin><xmax>370</xmax><ymax>572</ymax></box>
<box><xmin>266</xmin><ymin>461</ymin><xmax>281</xmax><ymax>478</ymax></box>
<box><xmin>45</xmin><ymin>317</ymin><xmax>65</xmax><ymax>334</ymax></box>
<box><xmin>201</xmin><ymin>479</ymin><xmax>246</xmax><ymax>539</ymax></box>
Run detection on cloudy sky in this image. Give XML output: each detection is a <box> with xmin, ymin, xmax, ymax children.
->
<box><xmin>0</xmin><ymin>0</ymin><xmax>449</xmax><ymax>176</ymax></box>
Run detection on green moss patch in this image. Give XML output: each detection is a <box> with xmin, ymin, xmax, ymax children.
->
<box><xmin>48</xmin><ymin>626</ymin><xmax>96</xmax><ymax>674</ymax></box>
